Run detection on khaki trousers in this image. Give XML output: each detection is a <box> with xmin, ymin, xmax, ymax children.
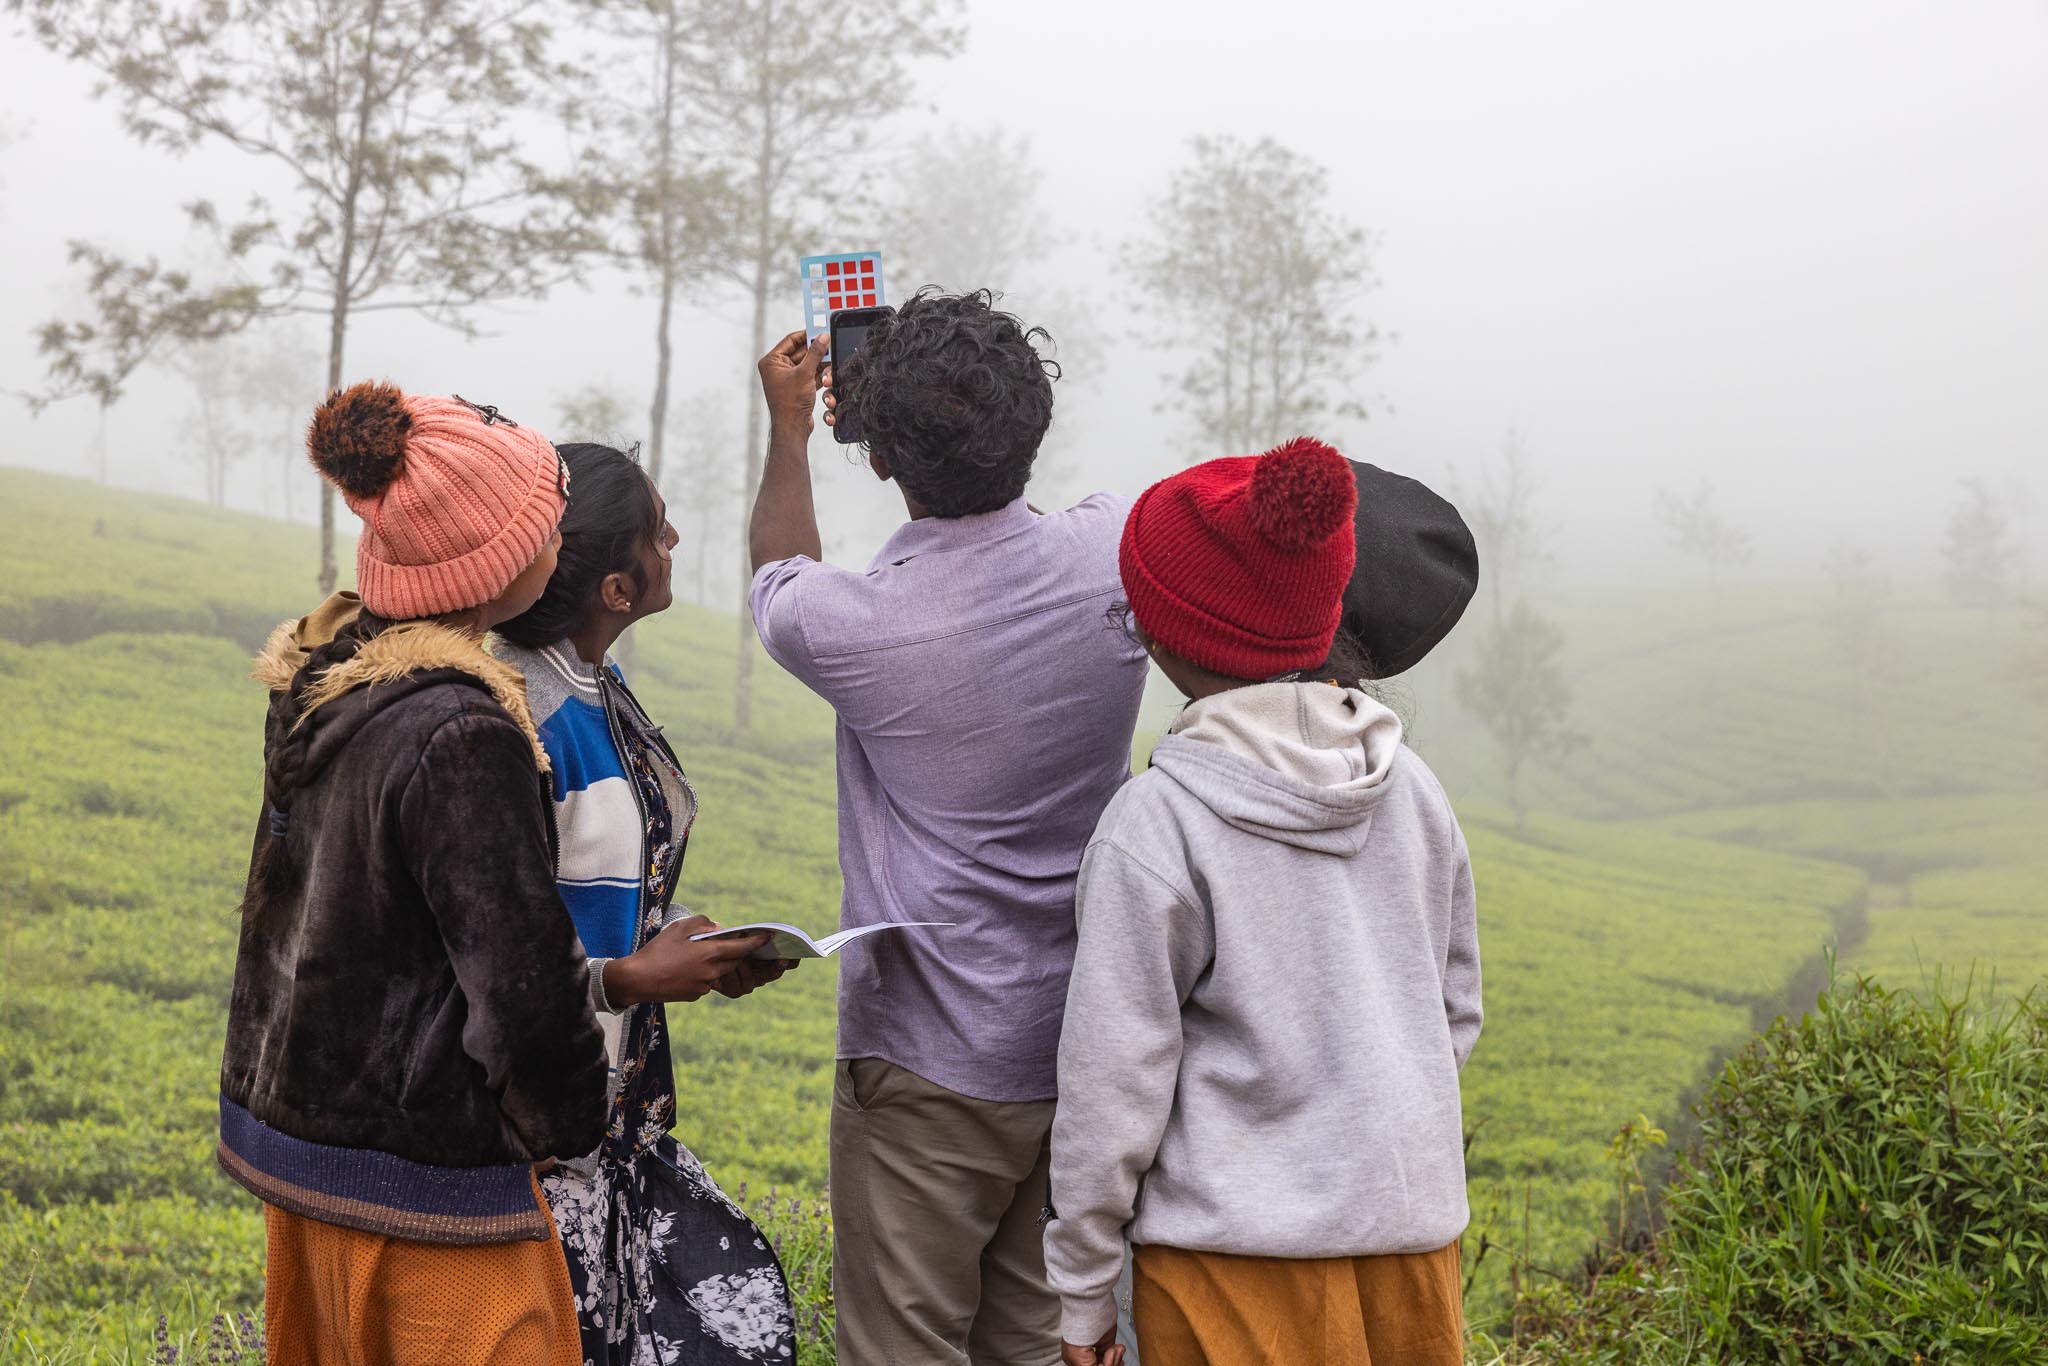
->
<box><xmin>1132</xmin><ymin>1240</ymin><xmax>1465</xmax><ymax>1366</ymax></box>
<box><xmin>831</xmin><ymin>1057</ymin><xmax>1060</xmax><ymax>1366</ymax></box>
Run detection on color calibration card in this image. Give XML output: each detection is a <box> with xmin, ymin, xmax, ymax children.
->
<box><xmin>800</xmin><ymin>251</ymin><xmax>886</xmax><ymax>340</ymax></box>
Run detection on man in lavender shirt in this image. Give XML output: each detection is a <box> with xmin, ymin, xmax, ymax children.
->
<box><xmin>748</xmin><ymin>291</ymin><xmax>1147</xmax><ymax>1366</ymax></box>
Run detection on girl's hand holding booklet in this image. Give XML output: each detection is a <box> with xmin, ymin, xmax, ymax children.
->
<box><xmin>689</xmin><ymin>920</ymin><xmax>953</xmax><ymax>961</ymax></box>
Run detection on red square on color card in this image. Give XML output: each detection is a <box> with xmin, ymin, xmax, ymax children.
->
<box><xmin>861</xmin><ymin>259</ymin><xmax>875</xmax><ymax>273</ymax></box>
<box><xmin>863</xmin><ymin>293</ymin><xmax>876</xmax><ymax>306</ymax></box>
<box><xmin>860</xmin><ymin>274</ymin><xmax>874</xmax><ymax>290</ymax></box>
<box><xmin>825</xmin><ymin>261</ymin><xmax>840</xmax><ymax>275</ymax></box>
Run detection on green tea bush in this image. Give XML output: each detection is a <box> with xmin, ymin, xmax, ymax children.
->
<box><xmin>1665</xmin><ymin>976</ymin><xmax>2047</xmax><ymax>1362</ymax></box>
<box><xmin>0</xmin><ymin>1193</ymin><xmax>263</xmax><ymax>1348</ymax></box>
<box><xmin>1496</xmin><ymin>976</ymin><xmax>2048</xmax><ymax>1365</ymax></box>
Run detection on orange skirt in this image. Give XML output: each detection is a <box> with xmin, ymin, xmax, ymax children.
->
<box><xmin>262</xmin><ymin>1187</ymin><xmax>581</xmax><ymax>1366</ymax></box>
<box><xmin>1132</xmin><ymin>1240</ymin><xmax>1464</xmax><ymax>1366</ymax></box>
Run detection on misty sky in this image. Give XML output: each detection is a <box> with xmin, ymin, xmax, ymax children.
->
<box><xmin>2</xmin><ymin>0</ymin><xmax>2043</xmax><ymax>586</ymax></box>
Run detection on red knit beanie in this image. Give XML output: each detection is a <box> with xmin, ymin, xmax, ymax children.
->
<box><xmin>1120</xmin><ymin>436</ymin><xmax>1360</xmax><ymax>679</ymax></box>
<box><xmin>307</xmin><ymin>383</ymin><xmax>567</xmax><ymax>619</ymax></box>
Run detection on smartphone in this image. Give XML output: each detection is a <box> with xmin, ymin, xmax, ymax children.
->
<box><xmin>828</xmin><ymin>305</ymin><xmax>894</xmax><ymax>445</ymax></box>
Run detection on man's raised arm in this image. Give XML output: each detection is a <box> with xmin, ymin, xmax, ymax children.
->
<box><xmin>750</xmin><ymin>329</ymin><xmax>829</xmax><ymax>571</ymax></box>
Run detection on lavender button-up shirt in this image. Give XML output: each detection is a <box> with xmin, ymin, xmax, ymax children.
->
<box><xmin>749</xmin><ymin>494</ymin><xmax>1148</xmax><ymax>1102</ymax></box>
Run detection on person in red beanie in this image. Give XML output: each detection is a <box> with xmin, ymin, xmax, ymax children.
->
<box><xmin>1043</xmin><ymin>437</ymin><xmax>1484</xmax><ymax>1366</ymax></box>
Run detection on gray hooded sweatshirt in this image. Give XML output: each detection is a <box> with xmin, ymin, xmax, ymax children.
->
<box><xmin>1043</xmin><ymin>682</ymin><xmax>1481</xmax><ymax>1344</ymax></box>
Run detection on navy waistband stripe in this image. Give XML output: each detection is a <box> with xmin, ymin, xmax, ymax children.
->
<box><xmin>218</xmin><ymin>1096</ymin><xmax>548</xmax><ymax>1239</ymax></box>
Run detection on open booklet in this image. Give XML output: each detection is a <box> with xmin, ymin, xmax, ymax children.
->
<box><xmin>688</xmin><ymin>920</ymin><xmax>954</xmax><ymax>961</ymax></box>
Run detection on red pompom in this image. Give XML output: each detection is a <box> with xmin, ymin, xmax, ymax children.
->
<box><xmin>308</xmin><ymin>381</ymin><xmax>411</xmax><ymax>500</ymax></box>
<box><xmin>1246</xmin><ymin>436</ymin><xmax>1356</xmax><ymax>551</ymax></box>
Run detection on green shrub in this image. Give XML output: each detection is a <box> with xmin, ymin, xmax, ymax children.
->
<box><xmin>1497</xmin><ymin>976</ymin><xmax>2048</xmax><ymax>1365</ymax></box>
<box><xmin>1665</xmin><ymin>975</ymin><xmax>2047</xmax><ymax>1362</ymax></box>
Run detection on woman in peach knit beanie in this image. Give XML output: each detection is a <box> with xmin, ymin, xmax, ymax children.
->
<box><xmin>215</xmin><ymin>384</ymin><xmax>751</xmax><ymax>1364</ymax></box>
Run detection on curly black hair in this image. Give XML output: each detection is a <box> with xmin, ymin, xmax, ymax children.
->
<box><xmin>837</xmin><ymin>288</ymin><xmax>1060</xmax><ymax>518</ymax></box>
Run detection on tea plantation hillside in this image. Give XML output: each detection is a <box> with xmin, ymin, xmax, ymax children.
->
<box><xmin>2</xmin><ymin>469</ymin><xmax>2042</xmax><ymax>1358</ymax></box>
<box><xmin>1413</xmin><ymin>582</ymin><xmax>2048</xmax><ymax>820</ymax></box>
<box><xmin>1654</xmin><ymin>793</ymin><xmax>2048</xmax><ymax>991</ymax></box>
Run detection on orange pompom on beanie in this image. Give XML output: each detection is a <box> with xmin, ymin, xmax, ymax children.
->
<box><xmin>1120</xmin><ymin>436</ymin><xmax>1360</xmax><ymax>679</ymax></box>
<box><xmin>307</xmin><ymin>384</ymin><xmax>568</xmax><ymax>619</ymax></box>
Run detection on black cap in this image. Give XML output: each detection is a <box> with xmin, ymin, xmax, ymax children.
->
<box><xmin>1342</xmin><ymin>461</ymin><xmax>1480</xmax><ymax>678</ymax></box>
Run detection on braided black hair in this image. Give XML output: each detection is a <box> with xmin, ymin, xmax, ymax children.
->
<box><xmin>245</xmin><ymin>614</ymin><xmax>391</xmax><ymax>909</ymax></box>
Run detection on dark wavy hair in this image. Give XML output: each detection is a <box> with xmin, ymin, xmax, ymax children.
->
<box><xmin>496</xmin><ymin>442</ymin><xmax>661</xmax><ymax>649</ymax></box>
<box><xmin>837</xmin><ymin>288</ymin><xmax>1059</xmax><ymax>518</ymax></box>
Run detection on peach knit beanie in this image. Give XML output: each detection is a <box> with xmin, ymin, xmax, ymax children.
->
<box><xmin>306</xmin><ymin>383</ymin><xmax>568</xmax><ymax>619</ymax></box>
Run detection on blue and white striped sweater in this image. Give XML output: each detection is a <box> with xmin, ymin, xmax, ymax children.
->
<box><xmin>501</xmin><ymin>641</ymin><xmax>647</xmax><ymax>962</ymax></box>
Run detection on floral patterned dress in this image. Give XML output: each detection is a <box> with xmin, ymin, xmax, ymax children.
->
<box><xmin>540</xmin><ymin>671</ymin><xmax>795</xmax><ymax>1365</ymax></box>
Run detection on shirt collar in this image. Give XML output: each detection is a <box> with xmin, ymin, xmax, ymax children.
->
<box><xmin>869</xmin><ymin>497</ymin><xmax>1039</xmax><ymax>569</ymax></box>
<box><xmin>536</xmin><ymin>639</ymin><xmax>607</xmax><ymax>696</ymax></box>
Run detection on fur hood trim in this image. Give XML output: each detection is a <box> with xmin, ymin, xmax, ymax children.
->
<box><xmin>252</xmin><ymin>593</ymin><xmax>548</xmax><ymax>772</ymax></box>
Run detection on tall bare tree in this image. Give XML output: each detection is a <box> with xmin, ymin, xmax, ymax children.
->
<box><xmin>1655</xmin><ymin>480</ymin><xmax>1754</xmax><ymax>589</ymax></box>
<box><xmin>1126</xmin><ymin>136</ymin><xmax>1378</xmax><ymax>457</ymax></box>
<box><xmin>573</xmin><ymin>1</ymin><xmax>739</xmax><ymax>488</ymax></box>
<box><xmin>661</xmin><ymin>390</ymin><xmax>742</xmax><ymax>609</ymax></box>
<box><xmin>1454</xmin><ymin>599</ymin><xmax>1583</xmax><ymax>830</ymax></box>
<box><xmin>174</xmin><ymin>339</ymin><xmax>250</xmax><ymax>508</ymax></box>
<box><xmin>556</xmin><ymin>385</ymin><xmax>639</xmax><ymax>444</ymax></box>
<box><xmin>236</xmin><ymin>329</ymin><xmax>324</xmax><ymax>519</ymax></box>
<box><xmin>682</xmin><ymin>0</ymin><xmax>963</xmax><ymax>733</ymax></box>
<box><xmin>16</xmin><ymin>0</ymin><xmax>608</xmax><ymax>592</ymax></box>
<box><xmin>1459</xmin><ymin>430</ymin><xmax>1550</xmax><ymax>627</ymax></box>
<box><xmin>1822</xmin><ymin>546</ymin><xmax>1888</xmax><ymax>674</ymax></box>
<box><xmin>1452</xmin><ymin>431</ymin><xmax>1578</xmax><ymax>825</ymax></box>
<box><xmin>1941</xmin><ymin>476</ymin><xmax>2021</xmax><ymax>607</ymax></box>
<box><xmin>1823</xmin><ymin>544</ymin><xmax>1897</xmax><ymax>793</ymax></box>
<box><xmin>890</xmin><ymin>126</ymin><xmax>1051</xmax><ymax>295</ymax></box>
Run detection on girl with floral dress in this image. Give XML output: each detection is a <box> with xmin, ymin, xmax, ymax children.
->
<box><xmin>497</xmin><ymin>442</ymin><xmax>801</xmax><ymax>1366</ymax></box>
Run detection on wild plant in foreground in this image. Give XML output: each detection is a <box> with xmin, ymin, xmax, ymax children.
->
<box><xmin>745</xmin><ymin>1183</ymin><xmax>836</xmax><ymax>1366</ymax></box>
<box><xmin>148</xmin><ymin>1310</ymin><xmax>264</xmax><ymax>1364</ymax></box>
<box><xmin>1492</xmin><ymin>975</ymin><xmax>2048</xmax><ymax>1365</ymax></box>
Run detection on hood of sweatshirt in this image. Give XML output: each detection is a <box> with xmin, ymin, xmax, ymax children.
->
<box><xmin>1148</xmin><ymin>682</ymin><xmax>1405</xmax><ymax>855</ymax></box>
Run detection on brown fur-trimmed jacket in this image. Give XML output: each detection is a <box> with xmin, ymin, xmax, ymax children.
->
<box><xmin>220</xmin><ymin>594</ymin><xmax>607</xmax><ymax>1168</ymax></box>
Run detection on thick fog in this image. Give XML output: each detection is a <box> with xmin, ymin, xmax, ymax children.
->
<box><xmin>2</xmin><ymin>0</ymin><xmax>2043</xmax><ymax>590</ymax></box>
